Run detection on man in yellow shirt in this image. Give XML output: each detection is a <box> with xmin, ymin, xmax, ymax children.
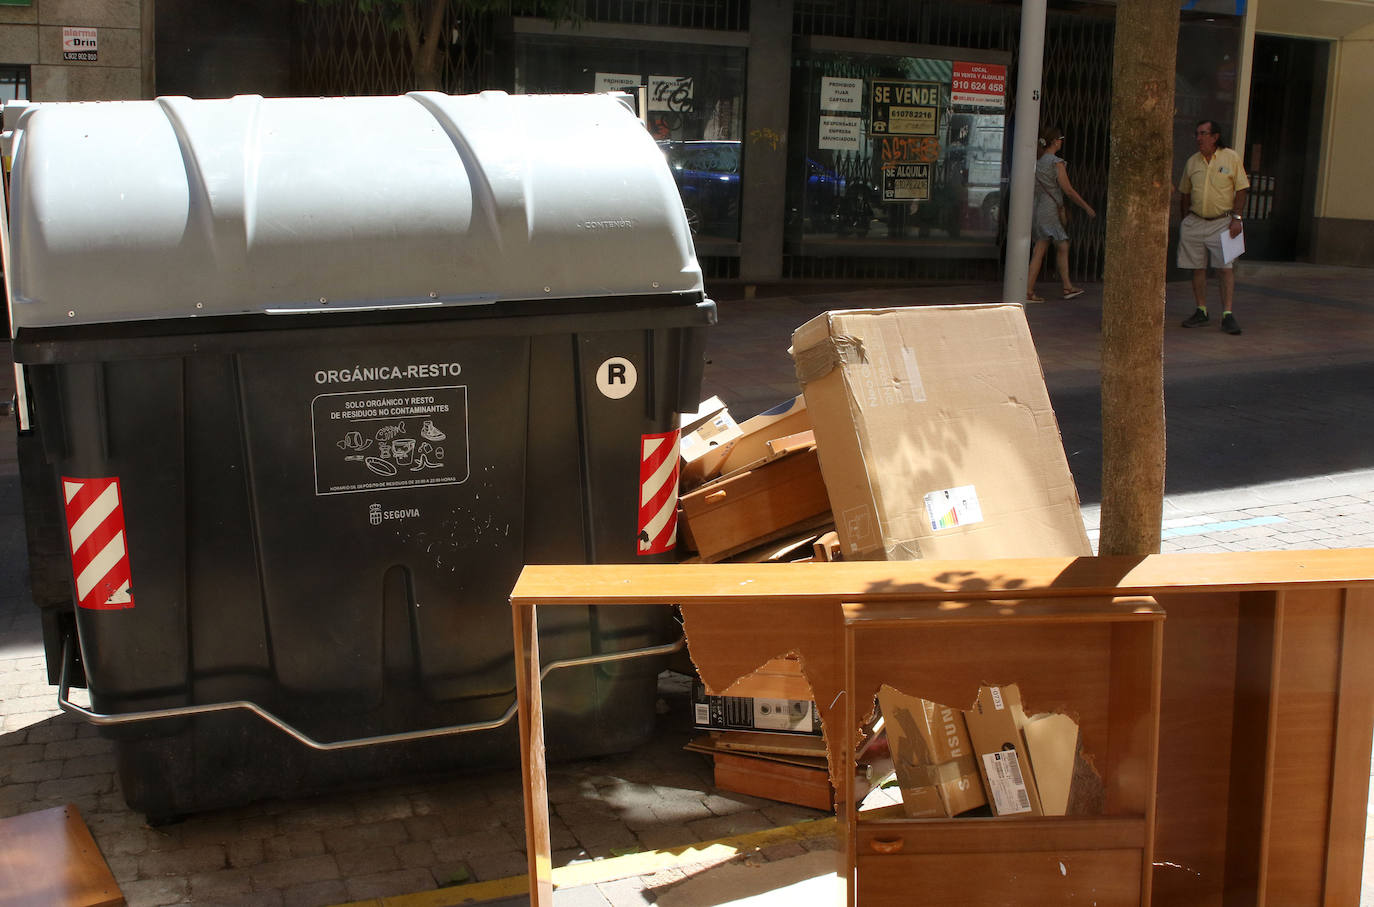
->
<box><xmin>1177</xmin><ymin>120</ymin><xmax>1249</xmax><ymax>335</ymax></box>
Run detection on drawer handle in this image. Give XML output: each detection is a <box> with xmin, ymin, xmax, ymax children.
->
<box><xmin>705</xmin><ymin>490</ymin><xmax>728</xmax><ymax>503</ymax></box>
<box><xmin>869</xmin><ymin>837</ymin><xmax>905</xmax><ymax>855</ymax></box>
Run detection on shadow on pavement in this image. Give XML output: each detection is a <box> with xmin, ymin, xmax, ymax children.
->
<box><xmin>1053</xmin><ymin>360</ymin><xmax>1374</xmax><ymax>506</ymax></box>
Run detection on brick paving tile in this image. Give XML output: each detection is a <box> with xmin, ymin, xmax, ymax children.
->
<box><xmin>138</xmin><ymin>843</ymin><xmax>228</xmax><ymax>877</ymax></box>
<box><xmin>248</xmin><ymin>854</ymin><xmax>341</xmax><ymax>890</ymax></box>
<box><xmin>685</xmin><ymin>810</ymin><xmax>776</xmax><ymax>842</ymax></box>
<box><xmin>395</xmin><ymin>839</ymin><xmax>437</xmax><ymax>868</ymax></box>
<box><xmin>264</xmin><ymin>830</ymin><xmax>327</xmax><ymax>861</ymax></box>
<box><xmin>278</xmin><ymin>879</ymin><xmax>345</xmax><ymax>907</ymax></box>
<box><xmin>118</xmin><ymin>876</ymin><xmax>190</xmax><ymax>907</ymax></box>
<box><xmin>320</xmin><ymin>818</ymin><xmax>409</xmax><ymax>853</ymax></box>
<box><xmin>187</xmin><ymin>866</ymin><xmax>255</xmax><ymax>900</ymax></box>
<box><xmin>466</xmin><ymin>848</ymin><xmax>530</xmax><ymax>882</ymax></box>
<box><xmin>334</xmin><ymin>844</ymin><xmax>402</xmax><ymax>877</ymax></box>
<box><xmin>401</xmin><ymin>812</ymin><xmax>447</xmax><ymax>841</ymax></box>
<box><xmin>344</xmin><ymin>867</ymin><xmax>438</xmax><ymax>900</ymax></box>
<box><xmin>633</xmin><ymin>823</ymin><xmax>699</xmax><ymax>851</ymax></box>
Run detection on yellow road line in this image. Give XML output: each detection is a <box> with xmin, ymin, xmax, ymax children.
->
<box><xmin>334</xmin><ymin>816</ymin><xmax>837</xmax><ymax>907</ymax></box>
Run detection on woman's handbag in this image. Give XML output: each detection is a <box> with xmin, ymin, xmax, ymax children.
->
<box><xmin>1057</xmin><ymin>203</ymin><xmax>1070</xmax><ymax>227</ymax></box>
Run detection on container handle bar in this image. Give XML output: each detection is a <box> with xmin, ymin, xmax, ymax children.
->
<box><xmin>56</xmin><ymin>633</ymin><xmax>685</xmax><ymax>752</ymax></box>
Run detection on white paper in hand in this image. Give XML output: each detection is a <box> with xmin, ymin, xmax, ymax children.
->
<box><xmin>1221</xmin><ymin>228</ymin><xmax>1245</xmax><ymax>265</ymax></box>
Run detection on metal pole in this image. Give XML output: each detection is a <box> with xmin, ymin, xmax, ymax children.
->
<box><xmin>1002</xmin><ymin>0</ymin><xmax>1048</xmax><ymax>305</ymax></box>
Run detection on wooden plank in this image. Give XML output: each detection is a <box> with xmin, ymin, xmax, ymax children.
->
<box><xmin>512</xmin><ymin>602</ymin><xmax>552</xmax><ymax>907</ymax></box>
<box><xmin>843</xmin><ymin>596</ymin><xmax>1162</xmax><ymax>626</ymax></box>
<box><xmin>1222</xmin><ymin>591</ymin><xmax>1281</xmax><ymax>907</ymax></box>
<box><xmin>510</xmin><ymin>550</ymin><xmax>1374</xmax><ymax>606</ymax></box>
<box><xmin>855</xmin><ymin>849</ymin><xmax>1142</xmax><ymax>905</ymax></box>
<box><xmin>712</xmin><ymin>751</ymin><xmax>834</xmax><ymax>811</ymax></box>
<box><xmin>1153</xmin><ymin>592</ymin><xmax>1242</xmax><ymax>907</ymax></box>
<box><xmin>1323</xmin><ymin>587</ymin><xmax>1374</xmax><ymax>905</ymax></box>
<box><xmin>855</xmin><ymin>816</ymin><xmax>1146</xmax><ymax>852</ymax></box>
<box><xmin>0</xmin><ymin>805</ymin><xmax>123</xmax><ymax>907</ymax></box>
<box><xmin>1264</xmin><ymin>590</ymin><xmax>1344</xmax><ymax>904</ymax></box>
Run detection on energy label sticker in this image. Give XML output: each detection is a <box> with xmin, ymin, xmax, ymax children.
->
<box><xmin>924</xmin><ymin>484</ymin><xmax>984</xmax><ymax>531</ymax></box>
<box><xmin>311</xmin><ymin>386</ymin><xmax>469</xmax><ymax>495</ymax></box>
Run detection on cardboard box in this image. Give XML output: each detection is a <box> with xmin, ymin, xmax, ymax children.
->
<box><xmin>692</xmin><ymin>682</ymin><xmax>822</xmax><ymax>736</ymax></box>
<box><xmin>684</xmin><ymin>395</ymin><xmax>811</xmax><ymax>486</ymax></box>
<box><xmin>679</xmin><ymin>446</ymin><xmax>832</xmax><ymax>563</ymax></box>
<box><xmin>789</xmin><ymin>305</ymin><xmax>1091</xmax><ymax>561</ymax></box>
<box><xmin>680</xmin><ymin>402</ymin><xmax>744</xmax><ymax>477</ymax></box>
<box><xmin>877</xmin><ymin>685</ymin><xmax>986</xmax><ymax>818</ymax></box>
<box><xmin>962</xmin><ymin>683</ymin><xmax>1043</xmax><ymax>817</ymax></box>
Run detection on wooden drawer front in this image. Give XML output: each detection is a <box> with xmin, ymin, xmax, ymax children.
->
<box><xmin>856</xmin><ymin>849</ymin><xmax>1143</xmax><ymax>906</ymax></box>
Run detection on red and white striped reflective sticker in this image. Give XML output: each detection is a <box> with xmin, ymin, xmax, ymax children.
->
<box><xmin>637</xmin><ymin>430</ymin><xmax>680</xmax><ymax>555</ymax></box>
<box><xmin>61</xmin><ymin>476</ymin><xmax>135</xmax><ymax>610</ymax></box>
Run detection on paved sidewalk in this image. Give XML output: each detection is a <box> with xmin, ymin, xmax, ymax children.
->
<box><xmin>1</xmin><ymin>266</ymin><xmax>1372</xmax><ymax>906</ymax></box>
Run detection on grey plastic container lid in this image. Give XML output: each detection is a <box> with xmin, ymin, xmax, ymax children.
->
<box><xmin>5</xmin><ymin>91</ymin><xmax>704</xmax><ymax>328</ymax></box>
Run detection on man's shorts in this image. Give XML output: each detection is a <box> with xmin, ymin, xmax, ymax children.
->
<box><xmin>1177</xmin><ymin>213</ymin><xmax>1234</xmax><ymax>270</ymax></box>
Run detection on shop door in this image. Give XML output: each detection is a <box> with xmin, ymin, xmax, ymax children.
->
<box><xmin>1241</xmin><ymin>35</ymin><xmax>1328</xmax><ymax>261</ymax></box>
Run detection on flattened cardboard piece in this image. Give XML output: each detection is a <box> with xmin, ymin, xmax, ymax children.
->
<box><xmin>877</xmin><ymin>684</ymin><xmax>986</xmax><ymax>818</ymax></box>
<box><xmin>962</xmin><ymin>683</ymin><xmax>1044</xmax><ymax>817</ymax></box>
<box><xmin>789</xmin><ymin>304</ymin><xmax>1091</xmax><ymax>561</ymax></box>
<box><xmin>1021</xmin><ymin>712</ymin><xmax>1079</xmax><ymax>816</ymax></box>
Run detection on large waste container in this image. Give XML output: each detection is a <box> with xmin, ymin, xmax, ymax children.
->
<box><xmin>5</xmin><ymin>91</ymin><xmax>713</xmax><ymax>820</ymax></box>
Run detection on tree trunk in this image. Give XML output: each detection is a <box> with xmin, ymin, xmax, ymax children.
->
<box><xmin>404</xmin><ymin>0</ymin><xmax>448</xmax><ymax>92</ymax></box>
<box><xmin>1098</xmin><ymin>0</ymin><xmax>1180</xmax><ymax>556</ymax></box>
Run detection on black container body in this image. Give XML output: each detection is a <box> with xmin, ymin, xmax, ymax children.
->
<box><xmin>14</xmin><ymin>295</ymin><xmax>712</xmax><ymax>818</ymax></box>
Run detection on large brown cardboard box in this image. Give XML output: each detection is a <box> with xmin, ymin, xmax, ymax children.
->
<box><xmin>789</xmin><ymin>304</ymin><xmax>1091</xmax><ymax>561</ymax></box>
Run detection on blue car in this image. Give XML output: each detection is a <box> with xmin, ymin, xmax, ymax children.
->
<box><xmin>657</xmin><ymin>140</ymin><xmax>740</xmax><ymax>237</ymax></box>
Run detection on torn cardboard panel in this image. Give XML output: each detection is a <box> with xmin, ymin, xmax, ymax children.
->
<box><xmin>789</xmin><ymin>304</ymin><xmax>1091</xmax><ymax>561</ymax></box>
<box><xmin>679</xmin><ymin>602</ymin><xmax>848</xmax><ymax>791</ymax></box>
<box><xmin>721</xmin><ymin>656</ymin><xmax>815</xmax><ymax>701</ymax></box>
<box><xmin>877</xmin><ymin>684</ymin><xmax>986</xmax><ymax>818</ymax></box>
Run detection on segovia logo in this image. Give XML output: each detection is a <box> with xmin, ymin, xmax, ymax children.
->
<box><xmin>369</xmin><ymin>503</ymin><xmax>420</xmax><ymax>525</ymax></box>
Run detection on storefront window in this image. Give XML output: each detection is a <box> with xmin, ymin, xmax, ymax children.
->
<box><xmin>0</xmin><ymin>65</ymin><xmax>29</xmax><ymax>104</ymax></box>
<box><xmin>515</xmin><ymin>36</ymin><xmax>746</xmax><ymax>243</ymax></box>
<box><xmin>789</xmin><ymin>48</ymin><xmax>1008</xmax><ymax>253</ymax></box>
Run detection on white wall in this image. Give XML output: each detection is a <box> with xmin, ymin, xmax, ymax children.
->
<box><xmin>1318</xmin><ymin>23</ymin><xmax>1374</xmax><ymax>221</ymax></box>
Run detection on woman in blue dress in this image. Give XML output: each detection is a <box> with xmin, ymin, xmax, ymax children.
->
<box><xmin>1027</xmin><ymin>124</ymin><xmax>1096</xmax><ymax>301</ymax></box>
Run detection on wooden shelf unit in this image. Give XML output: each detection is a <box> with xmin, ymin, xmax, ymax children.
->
<box><xmin>840</xmin><ymin>597</ymin><xmax>1164</xmax><ymax>906</ymax></box>
<box><xmin>511</xmin><ymin>550</ymin><xmax>1374</xmax><ymax>907</ymax></box>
